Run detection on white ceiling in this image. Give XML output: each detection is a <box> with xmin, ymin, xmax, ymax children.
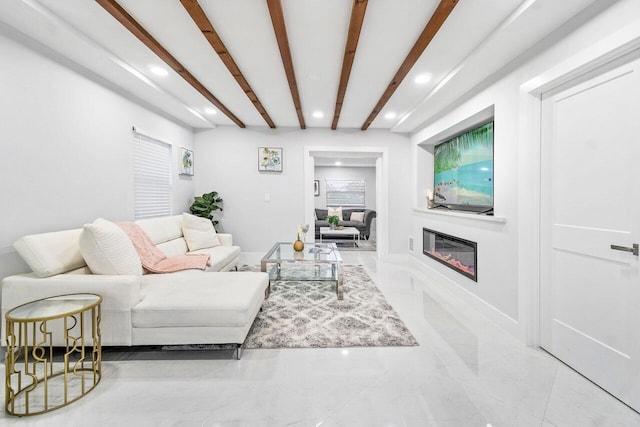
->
<box><xmin>0</xmin><ymin>0</ymin><xmax>603</xmax><ymax>132</ymax></box>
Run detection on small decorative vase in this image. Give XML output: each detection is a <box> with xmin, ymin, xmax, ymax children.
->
<box><xmin>293</xmin><ymin>239</ymin><xmax>304</xmax><ymax>252</ymax></box>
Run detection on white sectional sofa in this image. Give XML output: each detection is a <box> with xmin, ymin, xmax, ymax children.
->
<box><xmin>1</xmin><ymin>215</ymin><xmax>268</xmax><ymax>358</ymax></box>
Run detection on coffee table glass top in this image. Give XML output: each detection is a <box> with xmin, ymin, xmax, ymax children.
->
<box><xmin>262</xmin><ymin>242</ymin><xmax>342</xmax><ymax>264</ymax></box>
<box><xmin>261</xmin><ymin>242</ymin><xmax>344</xmax><ymax>286</ymax></box>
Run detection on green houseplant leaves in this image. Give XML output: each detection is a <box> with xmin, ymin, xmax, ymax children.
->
<box><xmin>328</xmin><ymin>215</ymin><xmax>340</xmax><ymax>228</ymax></box>
<box><xmin>189</xmin><ymin>191</ymin><xmax>223</xmax><ymax>226</ymax></box>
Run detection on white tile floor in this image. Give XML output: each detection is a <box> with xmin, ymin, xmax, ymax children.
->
<box><xmin>1</xmin><ymin>251</ymin><xmax>639</xmax><ymax>426</ymax></box>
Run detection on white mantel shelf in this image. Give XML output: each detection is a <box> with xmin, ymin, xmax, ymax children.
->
<box><xmin>413</xmin><ymin>207</ymin><xmax>507</xmax><ymax>223</ymax></box>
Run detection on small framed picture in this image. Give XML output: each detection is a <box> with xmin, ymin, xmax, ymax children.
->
<box><xmin>258</xmin><ymin>147</ymin><xmax>283</xmax><ymax>172</ymax></box>
<box><xmin>314</xmin><ymin>180</ymin><xmax>320</xmax><ymax>196</ymax></box>
<box><xmin>180</xmin><ymin>147</ymin><xmax>194</xmax><ymax>176</ymax></box>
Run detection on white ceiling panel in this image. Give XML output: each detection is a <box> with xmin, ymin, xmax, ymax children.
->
<box><xmin>336</xmin><ymin>0</ymin><xmax>438</xmax><ymax>129</ymax></box>
<box><xmin>198</xmin><ymin>0</ymin><xmax>299</xmax><ymax>127</ymax></box>
<box><xmin>374</xmin><ymin>0</ymin><xmax>523</xmax><ymax>129</ymax></box>
<box><xmin>283</xmin><ymin>0</ymin><xmax>352</xmax><ymax>128</ymax></box>
<box><xmin>393</xmin><ymin>0</ymin><xmax>601</xmax><ymax>132</ymax></box>
<box><xmin>117</xmin><ymin>0</ymin><xmax>263</xmax><ymax>126</ymax></box>
<box><xmin>1</xmin><ymin>0</ymin><xmax>606</xmax><ymax>132</ymax></box>
<box><xmin>1</xmin><ymin>0</ymin><xmax>216</xmax><ymax>127</ymax></box>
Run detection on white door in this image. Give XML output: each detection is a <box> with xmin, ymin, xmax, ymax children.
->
<box><xmin>540</xmin><ymin>56</ymin><xmax>640</xmax><ymax>411</ymax></box>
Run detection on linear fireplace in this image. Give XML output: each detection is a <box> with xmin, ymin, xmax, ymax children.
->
<box><xmin>423</xmin><ymin>228</ymin><xmax>477</xmax><ymax>282</ymax></box>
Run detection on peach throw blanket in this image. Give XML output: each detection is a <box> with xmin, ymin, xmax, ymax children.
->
<box><xmin>117</xmin><ymin>222</ymin><xmax>210</xmax><ymax>273</ymax></box>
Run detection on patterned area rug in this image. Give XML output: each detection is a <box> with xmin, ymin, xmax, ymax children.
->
<box><xmin>240</xmin><ymin>264</ymin><xmax>418</xmax><ymax>349</ymax></box>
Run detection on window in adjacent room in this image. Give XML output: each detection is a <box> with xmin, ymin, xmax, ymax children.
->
<box><xmin>326</xmin><ymin>179</ymin><xmax>365</xmax><ymax>207</ymax></box>
<box><xmin>133</xmin><ymin>129</ymin><xmax>172</xmax><ymax>219</ymax></box>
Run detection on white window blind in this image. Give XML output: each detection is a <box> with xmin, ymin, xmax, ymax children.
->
<box><xmin>133</xmin><ymin>130</ymin><xmax>172</xmax><ymax>219</ymax></box>
<box><xmin>326</xmin><ymin>179</ymin><xmax>366</xmax><ymax>207</ymax></box>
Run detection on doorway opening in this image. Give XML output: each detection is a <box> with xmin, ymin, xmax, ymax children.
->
<box><xmin>314</xmin><ymin>156</ymin><xmax>377</xmax><ymax>252</ymax></box>
<box><xmin>304</xmin><ymin>146</ymin><xmax>388</xmax><ymax>259</ymax></box>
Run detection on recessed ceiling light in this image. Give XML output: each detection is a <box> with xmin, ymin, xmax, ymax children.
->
<box><xmin>384</xmin><ymin>112</ymin><xmax>397</xmax><ymax>120</ymax></box>
<box><xmin>204</xmin><ymin>108</ymin><xmax>217</xmax><ymax>115</ymax></box>
<box><xmin>335</xmin><ymin>161</ymin><xmax>342</xmax><ymax>166</ymax></box>
<box><xmin>312</xmin><ymin>110</ymin><xmax>324</xmax><ymax>119</ymax></box>
<box><xmin>414</xmin><ymin>73</ymin><xmax>432</xmax><ymax>84</ymax></box>
<box><xmin>149</xmin><ymin>65</ymin><xmax>168</xmax><ymax>77</ymax></box>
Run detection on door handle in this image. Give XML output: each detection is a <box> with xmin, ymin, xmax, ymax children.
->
<box><xmin>610</xmin><ymin>243</ymin><xmax>639</xmax><ymax>256</ymax></box>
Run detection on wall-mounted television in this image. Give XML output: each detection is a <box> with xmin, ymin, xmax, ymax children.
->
<box><xmin>433</xmin><ymin>121</ymin><xmax>494</xmax><ymax>214</ymax></box>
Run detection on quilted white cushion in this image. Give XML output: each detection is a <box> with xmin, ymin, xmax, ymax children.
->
<box><xmin>182</xmin><ymin>213</ymin><xmax>220</xmax><ymax>251</ymax></box>
<box><xmin>328</xmin><ymin>206</ymin><xmax>343</xmax><ymax>221</ymax></box>
<box><xmin>135</xmin><ymin>215</ymin><xmax>183</xmax><ymax>245</ymax></box>
<box><xmin>134</xmin><ymin>272</ymin><xmax>268</xmax><ymax>327</ymax></box>
<box><xmin>350</xmin><ymin>212</ymin><xmax>365</xmax><ymax>222</ymax></box>
<box><xmin>14</xmin><ymin>229</ymin><xmax>86</xmax><ymax>277</ymax></box>
<box><xmin>79</xmin><ymin>218</ymin><xmax>142</xmax><ymax>275</ymax></box>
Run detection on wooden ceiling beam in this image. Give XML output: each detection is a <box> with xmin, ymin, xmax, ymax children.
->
<box><xmin>180</xmin><ymin>0</ymin><xmax>276</xmax><ymax>128</ymax></box>
<box><xmin>266</xmin><ymin>0</ymin><xmax>306</xmax><ymax>129</ymax></box>
<box><xmin>360</xmin><ymin>0</ymin><xmax>459</xmax><ymax>131</ymax></box>
<box><xmin>332</xmin><ymin>0</ymin><xmax>368</xmax><ymax>130</ymax></box>
<box><xmin>95</xmin><ymin>0</ymin><xmax>245</xmax><ymax>128</ymax></box>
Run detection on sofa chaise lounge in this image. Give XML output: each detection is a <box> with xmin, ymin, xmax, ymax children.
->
<box><xmin>1</xmin><ymin>214</ymin><xmax>268</xmax><ymax>358</ymax></box>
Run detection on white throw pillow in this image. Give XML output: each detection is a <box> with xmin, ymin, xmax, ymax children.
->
<box><xmin>79</xmin><ymin>218</ymin><xmax>142</xmax><ymax>275</ymax></box>
<box><xmin>350</xmin><ymin>212</ymin><xmax>365</xmax><ymax>222</ymax></box>
<box><xmin>327</xmin><ymin>206</ymin><xmax>343</xmax><ymax>221</ymax></box>
<box><xmin>14</xmin><ymin>229</ymin><xmax>86</xmax><ymax>277</ymax></box>
<box><xmin>182</xmin><ymin>213</ymin><xmax>221</xmax><ymax>251</ymax></box>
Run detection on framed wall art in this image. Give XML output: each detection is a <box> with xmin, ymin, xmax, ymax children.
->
<box><xmin>180</xmin><ymin>147</ymin><xmax>194</xmax><ymax>176</ymax></box>
<box><xmin>258</xmin><ymin>147</ymin><xmax>283</xmax><ymax>172</ymax></box>
<box><xmin>314</xmin><ymin>180</ymin><xmax>320</xmax><ymax>196</ymax></box>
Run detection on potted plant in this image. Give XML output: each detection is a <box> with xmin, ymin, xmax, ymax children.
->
<box><xmin>189</xmin><ymin>191</ymin><xmax>223</xmax><ymax>227</ymax></box>
<box><xmin>327</xmin><ymin>215</ymin><xmax>340</xmax><ymax>230</ymax></box>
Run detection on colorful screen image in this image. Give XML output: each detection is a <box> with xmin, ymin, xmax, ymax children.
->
<box><xmin>434</xmin><ymin>121</ymin><xmax>493</xmax><ymax>209</ymax></box>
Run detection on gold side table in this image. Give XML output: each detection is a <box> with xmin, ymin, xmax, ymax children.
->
<box><xmin>5</xmin><ymin>293</ymin><xmax>102</xmax><ymax>416</ymax></box>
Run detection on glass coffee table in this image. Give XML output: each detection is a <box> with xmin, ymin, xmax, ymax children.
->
<box><xmin>261</xmin><ymin>242</ymin><xmax>344</xmax><ymax>299</ymax></box>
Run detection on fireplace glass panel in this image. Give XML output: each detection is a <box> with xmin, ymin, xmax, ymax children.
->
<box><xmin>423</xmin><ymin>228</ymin><xmax>477</xmax><ymax>282</ymax></box>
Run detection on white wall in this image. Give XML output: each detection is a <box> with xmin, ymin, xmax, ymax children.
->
<box><xmin>0</xmin><ymin>33</ymin><xmax>195</xmax><ymax>279</ymax></box>
<box><xmin>408</xmin><ymin>0</ymin><xmax>640</xmax><ymax>338</ymax></box>
<box><xmin>314</xmin><ymin>166</ymin><xmax>376</xmax><ymax>210</ymax></box>
<box><xmin>410</xmin><ymin>83</ymin><xmax>519</xmax><ymax>325</ymax></box>
<box><xmin>194</xmin><ymin>127</ymin><xmax>410</xmax><ymax>254</ymax></box>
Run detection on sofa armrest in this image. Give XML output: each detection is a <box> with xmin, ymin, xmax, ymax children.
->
<box><xmin>1</xmin><ymin>273</ymin><xmax>141</xmax><ymax>313</ymax></box>
<box><xmin>363</xmin><ymin>210</ymin><xmax>376</xmax><ymax>223</ymax></box>
<box><xmin>217</xmin><ymin>233</ymin><xmax>233</xmax><ymax>246</ymax></box>
<box><xmin>363</xmin><ymin>210</ymin><xmax>377</xmax><ymax>234</ymax></box>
